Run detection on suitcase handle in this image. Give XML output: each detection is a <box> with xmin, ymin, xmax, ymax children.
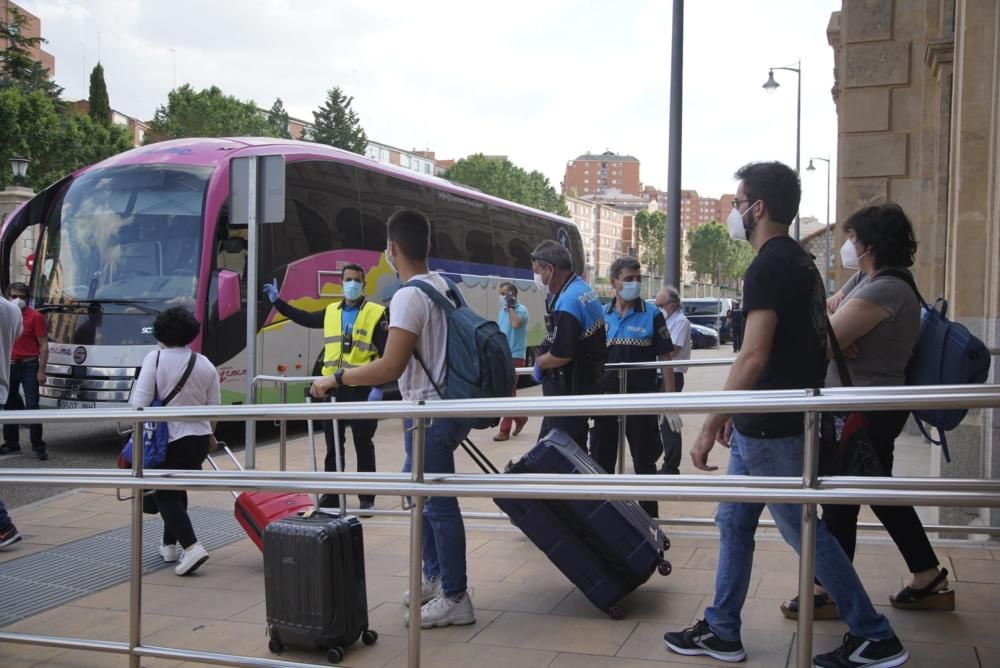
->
<box><xmin>204</xmin><ymin>442</ymin><xmax>240</xmax><ymax>499</ymax></box>
<box><xmin>304</xmin><ymin>387</ymin><xmax>345</xmax><ymax>516</ymax></box>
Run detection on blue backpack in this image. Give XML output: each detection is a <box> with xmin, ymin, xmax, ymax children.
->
<box><xmin>120</xmin><ymin>352</ymin><xmax>197</xmax><ymax>467</ymax></box>
<box><xmin>879</xmin><ymin>270</ymin><xmax>992</xmax><ymax>462</ymax></box>
<box><xmin>407</xmin><ymin>276</ymin><xmax>515</xmax><ymax>429</ymax></box>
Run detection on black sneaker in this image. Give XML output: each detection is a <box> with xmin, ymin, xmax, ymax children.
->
<box><xmin>34</xmin><ymin>449</ymin><xmax>49</xmax><ymax>461</ymax></box>
<box><xmin>0</xmin><ymin>522</ymin><xmax>21</xmax><ymax>548</ymax></box>
<box><xmin>813</xmin><ymin>633</ymin><xmax>908</xmax><ymax>668</ymax></box>
<box><xmin>664</xmin><ymin>619</ymin><xmax>747</xmax><ymax>663</ymax></box>
<box><xmin>0</xmin><ymin>443</ymin><xmax>21</xmax><ymax>455</ymax></box>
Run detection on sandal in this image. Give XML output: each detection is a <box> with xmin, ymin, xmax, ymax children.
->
<box><xmin>890</xmin><ymin>568</ymin><xmax>955</xmax><ymax>610</ymax></box>
<box><xmin>779</xmin><ymin>592</ymin><xmax>840</xmax><ymax>620</ymax></box>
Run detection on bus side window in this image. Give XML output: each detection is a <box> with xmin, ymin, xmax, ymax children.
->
<box><xmin>357</xmin><ymin>170</ymin><xmax>434</xmax><ymax>255</ymax></box>
<box><xmin>435</xmin><ymin>191</ymin><xmax>490</xmax><ymax>265</ymax></box>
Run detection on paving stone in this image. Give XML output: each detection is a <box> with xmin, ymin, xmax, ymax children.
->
<box><xmin>469</xmin><ymin>610</ymin><xmax>636</xmax><ymax>656</ymax></box>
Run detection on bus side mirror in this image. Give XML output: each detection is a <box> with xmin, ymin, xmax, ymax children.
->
<box><xmin>217</xmin><ymin>270</ymin><xmax>241</xmax><ymax>321</ymax></box>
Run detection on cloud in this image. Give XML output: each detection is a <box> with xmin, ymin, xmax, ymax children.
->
<box><xmin>22</xmin><ymin>0</ymin><xmax>840</xmax><ymax>220</ymax></box>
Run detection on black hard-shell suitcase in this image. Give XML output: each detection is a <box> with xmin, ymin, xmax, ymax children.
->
<box><xmin>466</xmin><ymin>429</ymin><xmax>671</xmax><ymax>619</ymax></box>
<box><xmin>263</xmin><ymin>511</ymin><xmax>377</xmax><ymax>663</ymax></box>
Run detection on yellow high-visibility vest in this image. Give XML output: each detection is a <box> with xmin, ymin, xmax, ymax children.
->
<box><xmin>322</xmin><ymin>300</ymin><xmax>387</xmax><ymax>376</ymax></box>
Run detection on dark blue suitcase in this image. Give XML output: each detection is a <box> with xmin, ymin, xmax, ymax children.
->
<box><xmin>490</xmin><ymin>429</ymin><xmax>671</xmax><ymax>619</ymax></box>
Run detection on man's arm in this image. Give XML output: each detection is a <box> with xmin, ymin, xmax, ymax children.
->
<box><xmin>828</xmin><ymin>297</ymin><xmax>888</xmax><ymax>351</ymax></box>
<box><xmin>536</xmin><ymin>310</ymin><xmax>581</xmax><ymax>370</ymax></box>
<box><xmin>371</xmin><ymin>308</ymin><xmax>390</xmax><ymax>357</ymax></box>
<box><xmin>690</xmin><ymin>308</ymin><xmax>777</xmax><ymax>470</ymax></box>
<box><xmin>659</xmin><ymin>353</ymin><xmax>675</xmax><ymax>392</ymax></box>
<box><xmin>272</xmin><ymin>299</ymin><xmax>325</xmax><ymax>329</ymax></box>
<box><xmin>37</xmin><ymin>335</ymin><xmax>48</xmax><ymax>385</ymax></box>
<box><xmin>508</xmin><ymin>303</ymin><xmax>526</xmax><ymax>329</ymax></box>
<box><xmin>311</xmin><ymin>327</ymin><xmax>417</xmax><ymax>397</ymax></box>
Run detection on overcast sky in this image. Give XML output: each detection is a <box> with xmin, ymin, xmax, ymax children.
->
<box><xmin>23</xmin><ymin>0</ymin><xmax>841</xmax><ymax>221</ymax></box>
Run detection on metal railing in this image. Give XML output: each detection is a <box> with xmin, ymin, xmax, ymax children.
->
<box><xmin>1</xmin><ymin>385</ymin><xmax>999</xmax><ymax>668</ymax></box>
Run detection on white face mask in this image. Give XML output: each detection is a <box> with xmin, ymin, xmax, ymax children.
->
<box><xmin>11</xmin><ymin>297</ymin><xmax>24</xmax><ymax>310</ymax></box>
<box><xmin>840</xmin><ymin>239</ymin><xmax>869</xmax><ymax>269</ymax></box>
<box><xmin>533</xmin><ymin>272</ymin><xmax>548</xmax><ymax>294</ymax></box>
<box><xmin>726</xmin><ymin>202</ymin><xmax>755</xmax><ymax>242</ymax></box>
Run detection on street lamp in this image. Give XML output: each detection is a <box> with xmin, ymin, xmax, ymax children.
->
<box><xmin>807</xmin><ymin>156</ymin><xmax>832</xmax><ymax>292</ymax></box>
<box><xmin>763</xmin><ymin>60</ymin><xmax>802</xmax><ymax>240</ymax></box>
<box><xmin>9</xmin><ymin>156</ymin><xmax>29</xmax><ymax>185</ymax></box>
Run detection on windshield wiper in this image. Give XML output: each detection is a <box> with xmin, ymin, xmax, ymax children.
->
<box><xmin>38</xmin><ymin>299</ymin><xmax>161</xmax><ymax>316</ymax></box>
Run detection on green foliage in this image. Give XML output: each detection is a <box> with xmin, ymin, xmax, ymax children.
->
<box><xmin>444</xmin><ymin>154</ymin><xmax>570</xmax><ymax>217</ymax></box>
<box><xmin>145</xmin><ymin>85</ymin><xmax>274</xmax><ymax>143</ymax></box>
<box><xmin>634</xmin><ymin>209</ymin><xmax>666</xmax><ymax>274</ymax></box>
<box><xmin>308</xmin><ymin>86</ymin><xmax>368</xmax><ymax>153</ymax></box>
<box><xmin>266</xmin><ymin>98</ymin><xmax>291</xmax><ymax>139</ymax></box>
<box><xmin>88</xmin><ymin>63</ymin><xmax>111</xmax><ymax>127</ymax></box>
<box><xmin>685</xmin><ymin>221</ymin><xmax>755</xmax><ymax>285</ymax></box>
<box><xmin>0</xmin><ymin>6</ymin><xmax>62</xmax><ymax>102</ymax></box>
<box><xmin>0</xmin><ymin>87</ymin><xmax>133</xmax><ymax>191</ymax></box>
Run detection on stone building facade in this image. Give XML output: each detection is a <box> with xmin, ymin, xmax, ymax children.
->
<box><xmin>828</xmin><ymin>0</ymin><xmax>1000</xmax><ymax>527</ymax></box>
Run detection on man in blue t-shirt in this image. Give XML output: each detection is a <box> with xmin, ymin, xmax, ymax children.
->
<box><xmin>530</xmin><ymin>240</ymin><xmax>606</xmax><ymax>449</ymax></box>
<box><xmin>493</xmin><ymin>281</ymin><xmax>529</xmax><ymax>441</ymax></box>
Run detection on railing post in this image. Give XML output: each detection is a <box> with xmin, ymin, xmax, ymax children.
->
<box><xmin>278</xmin><ymin>382</ymin><xmax>288</xmax><ymax>472</ymax></box>
<box><xmin>796</xmin><ymin>406</ymin><xmax>820</xmax><ymax>668</ymax></box>
<box><xmin>128</xmin><ymin>419</ymin><xmax>145</xmax><ymax>668</ymax></box>
<box><xmin>407</xmin><ymin>413</ymin><xmax>426</xmax><ymax>668</ymax></box>
<box><xmin>617</xmin><ymin>369</ymin><xmax>628</xmax><ymax>474</ymax></box>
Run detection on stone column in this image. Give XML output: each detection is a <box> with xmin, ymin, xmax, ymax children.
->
<box><xmin>0</xmin><ymin>186</ymin><xmax>36</xmax><ymax>286</ymax></box>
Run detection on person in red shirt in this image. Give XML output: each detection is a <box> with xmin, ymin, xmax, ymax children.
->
<box><xmin>1</xmin><ymin>283</ymin><xmax>48</xmax><ymax>460</ymax></box>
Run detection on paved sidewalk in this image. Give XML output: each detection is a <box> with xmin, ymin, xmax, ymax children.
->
<box><xmin>2</xmin><ymin>358</ymin><xmax>999</xmax><ymax>666</ymax></box>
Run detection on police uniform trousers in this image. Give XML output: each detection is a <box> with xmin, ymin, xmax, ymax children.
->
<box><xmin>589</xmin><ymin>394</ymin><xmax>661</xmax><ymax>518</ymax></box>
<box><xmin>322</xmin><ymin>384</ymin><xmax>377</xmax><ymax>505</ymax></box>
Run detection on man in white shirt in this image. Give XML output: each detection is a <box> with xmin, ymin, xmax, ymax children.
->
<box><xmin>311</xmin><ymin>208</ymin><xmax>475</xmax><ymax>630</ymax></box>
<box><xmin>655</xmin><ymin>286</ymin><xmax>690</xmax><ymax>474</ymax></box>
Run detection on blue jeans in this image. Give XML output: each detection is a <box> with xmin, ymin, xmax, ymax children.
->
<box><xmin>705</xmin><ymin>428</ymin><xmax>894</xmax><ymax>642</ymax></box>
<box><xmin>4</xmin><ymin>359</ymin><xmax>43</xmax><ymax>449</ymax></box>
<box><xmin>0</xmin><ymin>496</ymin><xmax>10</xmax><ymax>529</ymax></box>
<box><xmin>403</xmin><ymin>417</ymin><xmax>472</xmax><ymax>598</ymax></box>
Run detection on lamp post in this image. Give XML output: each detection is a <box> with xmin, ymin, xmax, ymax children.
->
<box><xmin>807</xmin><ymin>157</ymin><xmax>832</xmax><ymax>293</ymax></box>
<box><xmin>9</xmin><ymin>156</ymin><xmax>29</xmax><ymax>187</ymax></box>
<box><xmin>763</xmin><ymin>60</ymin><xmax>801</xmax><ymax>240</ymax></box>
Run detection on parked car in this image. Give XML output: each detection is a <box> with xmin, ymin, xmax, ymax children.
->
<box><xmin>682</xmin><ymin>298</ymin><xmax>731</xmax><ymax>343</ymax></box>
<box><xmin>690</xmin><ymin>323</ymin><xmax>719</xmax><ymax>349</ymax></box>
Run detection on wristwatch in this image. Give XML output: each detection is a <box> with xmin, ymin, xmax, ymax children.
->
<box><xmin>334</xmin><ymin>368</ymin><xmax>346</xmax><ymax>387</ymax></box>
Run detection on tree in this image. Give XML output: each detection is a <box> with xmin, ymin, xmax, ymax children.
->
<box><xmin>0</xmin><ymin>87</ymin><xmax>133</xmax><ymax>191</ymax></box>
<box><xmin>444</xmin><ymin>154</ymin><xmax>570</xmax><ymax>217</ymax></box>
<box><xmin>266</xmin><ymin>97</ymin><xmax>291</xmax><ymax>139</ymax></box>
<box><xmin>309</xmin><ymin>86</ymin><xmax>367</xmax><ymax>153</ymax></box>
<box><xmin>685</xmin><ymin>221</ymin><xmax>757</xmax><ymax>286</ymax></box>
<box><xmin>145</xmin><ymin>84</ymin><xmax>274</xmax><ymax>143</ymax></box>
<box><xmin>634</xmin><ymin>209</ymin><xmax>666</xmax><ymax>275</ymax></box>
<box><xmin>686</xmin><ymin>221</ymin><xmax>734</xmax><ymax>283</ymax></box>
<box><xmin>0</xmin><ymin>6</ymin><xmax>61</xmax><ymax>101</ymax></box>
<box><xmin>88</xmin><ymin>63</ymin><xmax>111</xmax><ymax>127</ymax></box>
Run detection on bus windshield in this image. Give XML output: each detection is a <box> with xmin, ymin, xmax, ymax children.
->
<box><xmin>33</xmin><ymin>164</ymin><xmax>211</xmax><ymax>309</ymax></box>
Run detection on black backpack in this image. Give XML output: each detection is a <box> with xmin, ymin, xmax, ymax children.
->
<box><xmin>407</xmin><ymin>276</ymin><xmax>515</xmax><ymax>429</ymax></box>
<box><xmin>877</xmin><ymin>270</ymin><xmax>992</xmax><ymax>461</ymax></box>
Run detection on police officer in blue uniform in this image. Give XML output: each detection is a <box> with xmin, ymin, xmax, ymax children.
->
<box><xmin>530</xmin><ymin>240</ymin><xmax>607</xmax><ymax>449</ymax></box>
<box><xmin>590</xmin><ymin>257</ymin><xmax>674</xmax><ymax>517</ymax></box>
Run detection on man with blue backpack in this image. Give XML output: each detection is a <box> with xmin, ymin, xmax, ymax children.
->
<box><xmin>311</xmin><ymin>207</ymin><xmax>513</xmax><ymax>630</ymax></box>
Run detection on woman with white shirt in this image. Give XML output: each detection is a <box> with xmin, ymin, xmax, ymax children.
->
<box><xmin>130</xmin><ymin>307</ymin><xmax>221</xmax><ymax>576</ymax></box>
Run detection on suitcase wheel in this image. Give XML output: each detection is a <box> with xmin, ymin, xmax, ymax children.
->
<box><xmin>662</xmin><ymin>536</ymin><xmax>671</xmax><ymax>552</ymax></box>
<box><xmin>658</xmin><ymin>559</ymin><xmax>673</xmax><ymax>576</ymax></box>
<box><xmin>362</xmin><ymin>629</ymin><xmax>379</xmax><ymax>646</ymax></box>
<box><xmin>608</xmin><ymin>605</ymin><xmax>625</xmax><ymax>621</ymax></box>
<box><xmin>327</xmin><ymin>646</ymin><xmax>344</xmax><ymax>663</ymax></box>
<box><xmin>268</xmin><ymin>636</ymin><xmax>284</xmax><ymax>654</ymax></box>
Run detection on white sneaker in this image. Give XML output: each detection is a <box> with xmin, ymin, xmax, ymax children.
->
<box><xmin>402</xmin><ymin>576</ymin><xmax>442</xmax><ymax>607</ymax></box>
<box><xmin>174</xmin><ymin>542</ymin><xmax>209</xmax><ymax>576</ymax></box>
<box><xmin>404</xmin><ymin>592</ymin><xmax>475</xmax><ymax>629</ymax></box>
<box><xmin>158</xmin><ymin>543</ymin><xmax>182</xmax><ymax>563</ymax></box>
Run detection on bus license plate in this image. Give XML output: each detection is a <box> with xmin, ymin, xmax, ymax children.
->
<box><xmin>58</xmin><ymin>399</ymin><xmax>96</xmax><ymax>409</ymax></box>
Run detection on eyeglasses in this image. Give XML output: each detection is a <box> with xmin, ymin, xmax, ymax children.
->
<box><xmin>731</xmin><ymin>199</ymin><xmax>751</xmax><ymax>209</ymax></box>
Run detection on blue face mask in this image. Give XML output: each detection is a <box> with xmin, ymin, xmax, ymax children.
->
<box><xmin>619</xmin><ymin>281</ymin><xmax>641</xmax><ymax>302</ymax></box>
<box><xmin>343</xmin><ymin>280</ymin><xmax>363</xmax><ymax>301</ymax></box>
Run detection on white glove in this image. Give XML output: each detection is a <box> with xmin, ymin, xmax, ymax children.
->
<box><xmin>661</xmin><ymin>413</ymin><xmax>683</xmax><ymax>432</ymax></box>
